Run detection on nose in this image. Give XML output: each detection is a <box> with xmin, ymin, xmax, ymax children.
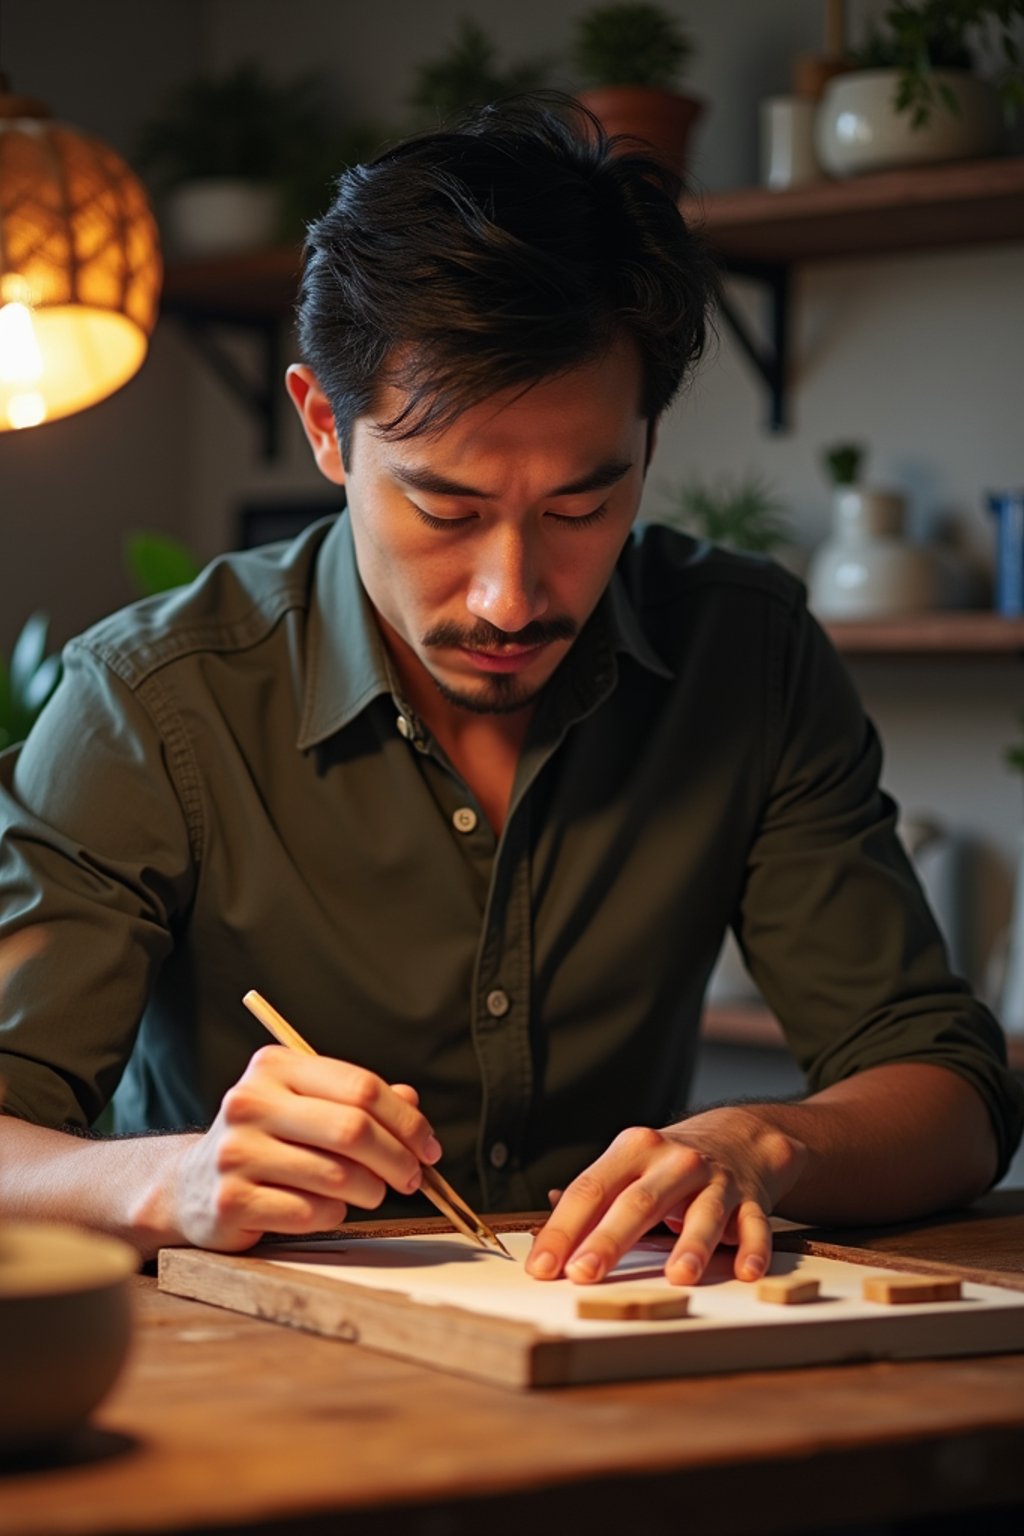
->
<box><xmin>465</xmin><ymin>526</ymin><xmax>549</xmax><ymax>635</ymax></box>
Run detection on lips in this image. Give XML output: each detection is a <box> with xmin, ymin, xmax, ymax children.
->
<box><xmin>460</xmin><ymin>644</ymin><xmax>546</xmax><ymax>674</ymax></box>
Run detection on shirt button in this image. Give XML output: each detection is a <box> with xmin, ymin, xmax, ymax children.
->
<box><xmin>489</xmin><ymin>1141</ymin><xmax>509</xmax><ymax>1169</ymax></box>
<box><xmin>452</xmin><ymin>806</ymin><xmax>478</xmax><ymax>834</ymax></box>
<box><xmin>486</xmin><ymin>988</ymin><xmax>510</xmax><ymax>1019</ymax></box>
<box><xmin>396</xmin><ymin>714</ymin><xmax>412</xmax><ymax>739</ymax></box>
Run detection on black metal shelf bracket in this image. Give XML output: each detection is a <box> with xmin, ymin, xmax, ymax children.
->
<box><xmin>172</xmin><ymin>313</ymin><xmax>284</xmax><ymax>461</ymax></box>
<box><xmin>715</xmin><ymin>260</ymin><xmax>791</xmax><ymax>433</ymax></box>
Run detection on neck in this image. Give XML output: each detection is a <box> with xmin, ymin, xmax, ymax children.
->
<box><xmin>382</xmin><ymin>626</ymin><xmax>533</xmax><ymax>836</ymax></box>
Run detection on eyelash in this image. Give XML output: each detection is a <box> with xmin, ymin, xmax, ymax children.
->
<box><xmin>410</xmin><ymin>504</ymin><xmax>609</xmax><ymax>531</ymax></box>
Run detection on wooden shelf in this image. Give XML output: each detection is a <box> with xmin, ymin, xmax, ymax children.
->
<box><xmin>161</xmin><ymin>156</ymin><xmax>1024</xmax><ymax>322</ymax></box>
<box><xmin>824</xmin><ymin>612</ymin><xmax>1024</xmax><ymax>656</ymax></box>
<box><xmin>161</xmin><ymin>246</ymin><xmax>304</xmax><ymax>321</ymax></box>
<box><xmin>684</xmin><ymin>155</ymin><xmax>1024</xmax><ymax>266</ymax></box>
<box><xmin>703</xmin><ymin>1003</ymin><xmax>1024</xmax><ymax>1070</ymax></box>
<box><xmin>158</xmin><ymin>156</ymin><xmax>1024</xmax><ymax>448</ymax></box>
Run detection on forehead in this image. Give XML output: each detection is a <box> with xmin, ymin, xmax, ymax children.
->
<box><xmin>362</xmin><ymin>336</ymin><xmax>646</xmax><ymax>470</ymax></box>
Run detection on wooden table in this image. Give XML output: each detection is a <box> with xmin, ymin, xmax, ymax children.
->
<box><xmin>6</xmin><ymin>1193</ymin><xmax>1024</xmax><ymax>1536</ymax></box>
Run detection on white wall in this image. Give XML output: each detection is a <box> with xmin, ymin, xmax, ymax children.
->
<box><xmin>2</xmin><ymin>0</ymin><xmax>1022</xmax><ymax>994</ymax></box>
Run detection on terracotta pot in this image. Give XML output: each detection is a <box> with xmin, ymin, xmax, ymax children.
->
<box><xmin>576</xmin><ymin>86</ymin><xmax>705</xmax><ymax>178</ymax></box>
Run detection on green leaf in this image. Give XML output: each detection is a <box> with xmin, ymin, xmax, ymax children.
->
<box><xmin>22</xmin><ymin>654</ymin><xmax>62</xmax><ymax>715</ymax></box>
<box><xmin>9</xmin><ymin>612</ymin><xmax>49</xmax><ymax>700</ymax></box>
<box><xmin>125</xmin><ymin>533</ymin><xmax>202</xmax><ymax>597</ymax></box>
<box><xmin>0</xmin><ymin>612</ymin><xmax>60</xmax><ymax>748</ymax></box>
<box><xmin>660</xmin><ymin>471</ymin><xmax>791</xmax><ymax>554</ymax></box>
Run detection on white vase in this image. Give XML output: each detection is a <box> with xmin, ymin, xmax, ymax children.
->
<box><xmin>807</xmin><ymin>487</ymin><xmax>944</xmax><ymax>619</ymax></box>
<box><xmin>815</xmin><ymin>69</ymin><xmax>1001</xmax><ymax>178</ymax></box>
<box><xmin>1001</xmin><ymin>833</ymin><xmax>1024</xmax><ymax>1035</ymax></box>
<box><xmin>164</xmin><ymin>179</ymin><xmax>280</xmax><ymax>258</ymax></box>
<box><xmin>760</xmin><ymin>95</ymin><xmax>823</xmax><ymax>190</ymax></box>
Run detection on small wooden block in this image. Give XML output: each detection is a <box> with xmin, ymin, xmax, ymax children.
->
<box><xmin>756</xmin><ymin>1275</ymin><xmax>820</xmax><ymax>1305</ymax></box>
<box><xmin>862</xmin><ymin>1274</ymin><xmax>962</xmax><ymax>1305</ymax></box>
<box><xmin>576</xmin><ymin>1288</ymin><xmax>691</xmax><ymax>1322</ymax></box>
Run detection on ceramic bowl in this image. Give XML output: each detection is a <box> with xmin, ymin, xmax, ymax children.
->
<box><xmin>0</xmin><ymin>1221</ymin><xmax>138</xmax><ymax>1455</ymax></box>
<box><xmin>815</xmin><ymin>69</ymin><xmax>1000</xmax><ymax>177</ymax></box>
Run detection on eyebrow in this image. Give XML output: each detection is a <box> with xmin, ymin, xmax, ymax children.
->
<box><xmin>385</xmin><ymin>456</ymin><xmax>635</xmax><ymax>500</ymax></box>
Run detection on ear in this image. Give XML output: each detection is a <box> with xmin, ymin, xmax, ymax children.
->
<box><xmin>285</xmin><ymin>365</ymin><xmax>346</xmax><ymax>485</ymax></box>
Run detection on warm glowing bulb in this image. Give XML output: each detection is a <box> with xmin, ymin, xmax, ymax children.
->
<box><xmin>0</xmin><ymin>280</ymin><xmax>48</xmax><ymax>428</ymax></box>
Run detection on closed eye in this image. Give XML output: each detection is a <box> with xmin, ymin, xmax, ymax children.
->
<box><xmin>546</xmin><ymin>504</ymin><xmax>609</xmax><ymax>529</ymax></box>
<box><xmin>410</xmin><ymin>504</ymin><xmax>476</xmax><ymax>531</ymax></box>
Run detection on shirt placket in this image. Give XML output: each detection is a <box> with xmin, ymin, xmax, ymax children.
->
<box><xmin>392</xmin><ymin>698</ymin><xmax>535</xmax><ymax>1210</ymax></box>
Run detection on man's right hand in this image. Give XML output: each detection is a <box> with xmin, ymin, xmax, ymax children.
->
<box><xmin>168</xmin><ymin>1045</ymin><xmax>442</xmax><ymax>1251</ymax></box>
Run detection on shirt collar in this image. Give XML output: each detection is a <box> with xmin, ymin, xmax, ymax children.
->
<box><xmin>296</xmin><ymin>516</ymin><xmax>672</xmax><ymax>751</ymax></box>
<box><xmin>297</xmin><ymin>514</ymin><xmax>394</xmax><ymax>750</ymax></box>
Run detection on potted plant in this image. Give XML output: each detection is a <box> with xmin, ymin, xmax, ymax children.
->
<box><xmin>137</xmin><ymin>62</ymin><xmax>332</xmax><ymax>256</ymax></box>
<box><xmin>807</xmin><ymin>440</ymin><xmax>947</xmax><ymax>617</ymax></box>
<box><xmin>0</xmin><ymin>613</ymin><xmax>61</xmax><ymax>751</ymax></box>
<box><xmin>407</xmin><ymin>18</ymin><xmax>550</xmax><ymax>125</ymax></box>
<box><xmin>815</xmin><ymin>1</ymin><xmax>1024</xmax><ymax>177</ymax></box>
<box><xmin>660</xmin><ymin>470</ymin><xmax>791</xmax><ymax>554</ymax></box>
<box><xmin>571</xmin><ymin>2</ymin><xmax>703</xmax><ymax>177</ymax></box>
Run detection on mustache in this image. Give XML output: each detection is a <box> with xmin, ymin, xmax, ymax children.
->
<box><xmin>422</xmin><ymin>616</ymin><xmax>578</xmax><ymax>651</ymax></box>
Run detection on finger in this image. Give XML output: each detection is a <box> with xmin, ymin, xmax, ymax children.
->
<box><xmin>526</xmin><ymin>1129</ymin><xmax>702</xmax><ymax>1282</ymax></box>
<box><xmin>547</xmin><ymin>1188</ymin><xmax>563</xmax><ymax>1209</ymax></box>
<box><xmin>219</xmin><ymin>1126</ymin><xmax>391</xmax><ymax>1211</ymax></box>
<box><xmin>665</xmin><ymin>1178</ymin><xmax>737</xmax><ymax>1285</ymax></box>
<box><xmin>390</xmin><ymin>1083</ymin><xmax>421</xmax><ymax>1107</ymax></box>
<box><xmin>560</xmin><ymin>1145</ymin><xmax>709</xmax><ymax>1285</ymax></box>
<box><xmin>731</xmin><ymin>1198</ymin><xmax>773</xmax><ymax>1281</ymax></box>
<box><xmin>209</xmin><ymin>1173</ymin><xmax>352</xmax><ymax>1249</ymax></box>
<box><xmin>247</xmin><ymin>1046</ymin><xmax>440</xmax><ymax>1161</ymax></box>
<box><xmin>526</xmin><ymin>1134</ymin><xmax>652</xmax><ymax>1280</ymax></box>
<box><xmin>222</xmin><ymin>1074</ymin><xmax>426</xmax><ymax>1196</ymax></box>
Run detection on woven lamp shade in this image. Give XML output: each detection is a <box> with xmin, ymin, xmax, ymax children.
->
<box><xmin>0</xmin><ymin>94</ymin><xmax>162</xmax><ymax>431</ymax></box>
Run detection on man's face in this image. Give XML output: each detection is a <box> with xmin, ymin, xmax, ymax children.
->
<box><xmin>299</xmin><ymin>335</ymin><xmax>651</xmax><ymax>718</ymax></box>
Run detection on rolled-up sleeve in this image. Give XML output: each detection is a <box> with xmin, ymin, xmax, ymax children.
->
<box><xmin>736</xmin><ymin>593</ymin><xmax>1024</xmax><ymax>1181</ymax></box>
<box><xmin>0</xmin><ymin>640</ymin><xmax>196</xmax><ymax>1129</ymax></box>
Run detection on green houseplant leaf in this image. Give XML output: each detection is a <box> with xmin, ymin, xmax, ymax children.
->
<box><xmin>124</xmin><ymin>532</ymin><xmax>203</xmax><ymax>598</ymax></box>
<box><xmin>660</xmin><ymin>471</ymin><xmax>791</xmax><ymax>554</ymax></box>
<box><xmin>0</xmin><ymin>612</ymin><xmax>62</xmax><ymax>751</ymax></box>
<box><xmin>408</xmin><ymin>18</ymin><xmax>550</xmax><ymax>123</ymax></box>
<box><xmin>853</xmin><ymin>0</ymin><xmax>1024</xmax><ymax>126</ymax></box>
<box><xmin>573</xmin><ymin>2</ymin><xmax>695</xmax><ymax>90</ymax></box>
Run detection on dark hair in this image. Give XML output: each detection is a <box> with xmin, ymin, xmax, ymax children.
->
<box><xmin>296</xmin><ymin>95</ymin><xmax>717</xmax><ymax>464</ymax></box>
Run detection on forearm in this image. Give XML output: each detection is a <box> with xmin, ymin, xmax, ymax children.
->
<box><xmin>0</xmin><ymin>1116</ymin><xmax>199</xmax><ymax>1259</ymax></box>
<box><xmin>685</xmin><ymin>1061</ymin><xmax>999</xmax><ymax>1227</ymax></box>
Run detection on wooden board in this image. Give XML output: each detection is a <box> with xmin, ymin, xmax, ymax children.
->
<box><xmin>158</xmin><ymin>1232</ymin><xmax>1024</xmax><ymax>1391</ymax></box>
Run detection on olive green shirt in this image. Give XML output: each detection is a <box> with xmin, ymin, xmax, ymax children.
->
<box><xmin>1</xmin><ymin>514</ymin><xmax>1020</xmax><ymax>1211</ymax></box>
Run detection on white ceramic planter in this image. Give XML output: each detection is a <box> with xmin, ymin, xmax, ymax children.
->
<box><xmin>815</xmin><ymin>69</ymin><xmax>1000</xmax><ymax>177</ymax></box>
<box><xmin>807</xmin><ymin>487</ymin><xmax>945</xmax><ymax>619</ymax></box>
<box><xmin>164</xmin><ymin>179</ymin><xmax>280</xmax><ymax>258</ymax></box>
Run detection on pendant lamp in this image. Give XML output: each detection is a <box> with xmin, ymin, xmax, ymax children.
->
<box><xmin>0</xmin><ymin>75</ymin><xmax>162</xmax><ymax>431</ymax></box>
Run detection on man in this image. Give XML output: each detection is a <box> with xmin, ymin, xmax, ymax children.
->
<box><xmin>0</xmin><ymin>101</ymin><xmax>1020</xmax><ymax>1289</ymax></box>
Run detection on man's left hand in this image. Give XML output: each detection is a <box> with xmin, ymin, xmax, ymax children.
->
<box><xmin>525</xmin><ymin>1106</ymin><xmax>806</xmax><ymax>1286</ymax></box>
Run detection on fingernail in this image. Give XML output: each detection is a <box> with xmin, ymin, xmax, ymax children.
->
<box><xmin>668</xmin><ymin>1251</ymin><xmax>701</xmax><ymax>1282</ymax></box>
<box><xmin>423</xmin><ymin>1135</ymin><xmax>442</xmax><ymax>1162</ymax></box>
<box><xmin>406</xmin><ymin>1165</ymin><xmax>423</xmax><ymax>1193</ymax></box>
<box><xmin>743</xmin><ymin>1254</ymin><xmax>766</xmax><ymax>1279</ymax></box>
<box><xmin>566</xmin><ymin>1251</ymin><xmax>602</xmax><ymax>1282</ymax></box>
<box><xmin>529</xmin><ymin>1250</ymin><xmax>558</xmax><ymax>1279</ymax></box>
